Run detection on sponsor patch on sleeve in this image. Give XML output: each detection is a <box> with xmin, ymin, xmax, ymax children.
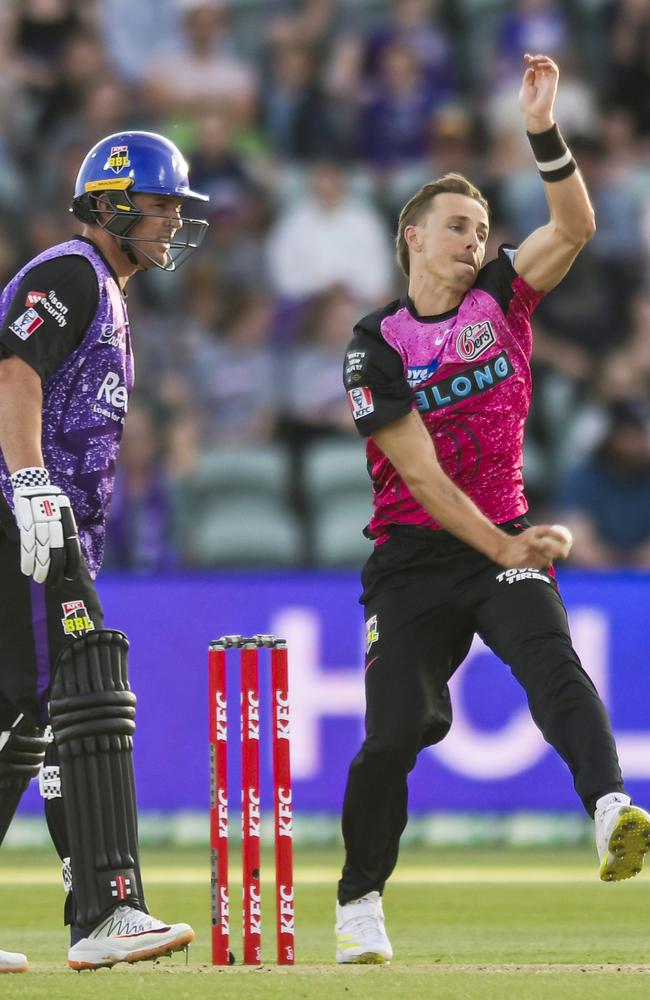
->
<box><xmin>344</xmin><ymin>349</ymin><xmax>367</xmax><ymax>386</ymax></box>
<box><xmin>9</xmin><ymin>307</ymin><xmax>44</xmax><ymax>341</ymax></box>
<box><xmin>347</xmin><ymin>386</ymin><xmax>374</xmax><ymax>420</ymax></box>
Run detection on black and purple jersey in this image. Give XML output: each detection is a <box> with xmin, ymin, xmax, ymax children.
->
<box><xmin>343</xmin><ymin>245</ymin><xmax>544</xmax><ymax>541</ymax></box>
<box><xmin>0</xmin><ymin>238</ymin><xmax>134</xmax><ymax>576</ymax></box>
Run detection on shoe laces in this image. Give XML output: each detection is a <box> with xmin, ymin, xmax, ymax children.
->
<box><xmin>339</xmin><ymin>894</ymin><xmax>384</xmax><ymax>937</ymax></box>
<box><xmin>92</xmin><ymin>907</ymin><xmax>168</xmax><ymax>938</ymax></box>
<box><xmin>344</xmin><ymin>912</ymin><xmax>384</xmax><ymax>938</ymax></box>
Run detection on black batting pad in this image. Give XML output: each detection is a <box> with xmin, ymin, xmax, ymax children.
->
<box><xmin>50</xmin><ymin>630</ymin><xmax>147</xmax><ymax>930</ymax></box>
<box><xmin>0</xmin><ymin>716</ymin><xmax>48</xmax><ymax>845</ymax></box>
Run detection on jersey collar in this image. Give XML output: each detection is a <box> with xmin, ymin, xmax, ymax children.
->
<box><xmin>403</xmin><ymin>294</ymin><xmax>460</xmax><ymax>324</ymax></box>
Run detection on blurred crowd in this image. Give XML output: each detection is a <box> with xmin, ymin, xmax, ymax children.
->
<box><xmin>1</xmin><ymin>0</ymin><xmax>649</xmax><ymax>569</ymax></box>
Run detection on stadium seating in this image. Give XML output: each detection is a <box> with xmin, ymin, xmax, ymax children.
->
<box><xmin>303</xmin><ymin>439</ymin><xmax>373</xmax><ymax>566</ymax></box>
<box><xmin>184</xmin><ymin>445</ymin><xmax>291</xmax><ymax>503</ymax></box>
<box><xmin>187</xmin><ymin>497</ymin><xmax>303</xmax><ymax>567</ymax></box>
<box><xmin>174</xmin><ymin>445</ymin><xmax>304</xmax><ymax>566</ymax></box>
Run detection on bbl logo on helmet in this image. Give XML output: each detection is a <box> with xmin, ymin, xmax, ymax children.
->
<box><xmin>61</xmin><ymin>600</ymin><xmax>95</xmax><ymax>638</ymax></box>
<box><xmin>104</xmin><ymin>145</ymin><xmax>131</xmax><ymax>174</ymax></box>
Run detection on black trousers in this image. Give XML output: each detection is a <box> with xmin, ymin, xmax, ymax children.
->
<box><xmin>338</xmin><ymin>523</ymin><xmax>625</xmax><ymax>904</ymax></box>
<box><xmin>0</xmin><ymin>526</ymin><xmax>103</xmax><ymax>729</ymax></box>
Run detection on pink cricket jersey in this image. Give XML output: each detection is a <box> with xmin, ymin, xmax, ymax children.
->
<box><xmin>343</xmin><ymin>246</ymin><xmax>544</xmax><ymax>541</ymax></box>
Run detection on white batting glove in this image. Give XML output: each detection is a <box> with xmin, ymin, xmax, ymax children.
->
<box><xmin>11</xmin><ymin>467</ymin><xmax>81</xmax><ymax>585</ymax></box>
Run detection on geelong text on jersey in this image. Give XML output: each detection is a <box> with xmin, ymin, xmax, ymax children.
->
<box><xmin>414</xmin><ymin>351</ymin><xmax>514</xmax><ymax>413</ymax></box>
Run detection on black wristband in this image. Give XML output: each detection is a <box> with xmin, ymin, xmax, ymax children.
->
<box><xmin>527</xmin><ymin>124</ymin><xmax>576</xmax><ymax>182</ymax></box>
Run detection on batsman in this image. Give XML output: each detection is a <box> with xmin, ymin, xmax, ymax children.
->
<box><xmin>0</xmin><ymin>131</ymin><xmax>209</xmax><ymax>972</ymax></box>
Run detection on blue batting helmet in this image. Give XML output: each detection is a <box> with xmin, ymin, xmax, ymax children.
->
<box><xmin>71</xmin><ymin>131</ymin><xmax>209</xmax><ymax>270</ymax></box>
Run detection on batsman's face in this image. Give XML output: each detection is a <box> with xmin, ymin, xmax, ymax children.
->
<box><xmin>130</xmin><ymin>193</ymin><xmax>184</xmax><ymax>268</ymax></box>
<box><xmin>408</xmin><ymin>192</ymin><xmax>489</xmax><ymax>293</ymax></box>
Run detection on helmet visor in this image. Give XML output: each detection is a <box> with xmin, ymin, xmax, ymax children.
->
<box><xmin>115</xmin><ymin>212</ymin><xmax>209</xmax><ymax>271</ymax></box>
<box><xmin>84</xmin><ymin>194</ymin><xmax>209</xmax><ymax>271</ymax></box>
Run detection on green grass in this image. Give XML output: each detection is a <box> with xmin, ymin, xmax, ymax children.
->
<box><xmin>2</xmin><ymin>843</ymin><xmax>650</xmax><ymax>998</ymax></box>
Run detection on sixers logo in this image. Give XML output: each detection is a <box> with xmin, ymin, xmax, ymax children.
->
<box><xmin>456</xmin><ymin>320</ymin><xmax>496</xmax><ymax>361</ymax></box>
<box><xmin>104</xmin><ymin>145</ymin><xmax>130</xmax><ymax>174</ymax></box>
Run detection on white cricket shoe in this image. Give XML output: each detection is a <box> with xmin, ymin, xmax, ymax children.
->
<box><xmin>595</xmin><ymin>792</ymin><xmax>650</xmax><ymax>882</ymax></box>
<box><xmin>67</xmin><ymin>906</ymin><xmax>194</xmax><ymax>970</ymax></box>
<box><xmin>0</xmin><ymin>948</ymin><xmax>28</xmax><ymax>973</ymax></box>
<box><xmin>336</xmin><ymin>891</ymin><xmax>393</xmax><ymax>964</ymax></box>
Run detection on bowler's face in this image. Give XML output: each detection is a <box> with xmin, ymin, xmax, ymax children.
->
<box><xmin>409</xmin><ymin>192</ymin><xmax>489</xmax><ymax>293</ymax></box>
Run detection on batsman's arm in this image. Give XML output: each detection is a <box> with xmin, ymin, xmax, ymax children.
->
<box><xmin>372</xmin><ymin>410</ymin><xmax>569</xmax><ymax>569</ymax></box>
<box><xmin>0</xmin><ymin>354</ymin><xmax>44</xmax><ymax>471</ymax></box>
<box><xmin>0</xmin><ymin>353</ymin><xmax>80</xmax><ymax>584</ymax></box>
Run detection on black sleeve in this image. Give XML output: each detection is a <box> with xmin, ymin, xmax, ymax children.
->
<box><xmin>473</xmin><ymin>244</ymin><xmax>519</xmax><ymax>313</ymax></box>
<box><xmin>0</xmin><ymin>255</ymin><xmax>99</xmax><ymax>380</ymax></box>
<box><xmin>474</xmin><ymin>244</ymin><xmax>542</xmax><ymax>319</ymax></box>
<box><xmin>343</xmin><ymin>320</ymin><xmax>413</xmax><ymax>438</ymax></box>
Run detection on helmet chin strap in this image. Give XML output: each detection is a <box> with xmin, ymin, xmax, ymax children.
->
<box><xmin>97</xmin><ymin>193</ymin><xmax>146</xmax><ymax>268</ymax></box>
<box><xmin>102</xmin><ymin>192</ymin><xmax>159</xmax><ymax>270</ymax></box>
<box><xmin>119</xmin><ymin>238</ymin><xmax>143</xmax><ymax>268</ymax></box>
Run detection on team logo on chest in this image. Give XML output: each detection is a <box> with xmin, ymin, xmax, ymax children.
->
<box><xmin>456</xmin><ymin>320</ymin><xmax>496</xmax><ymax>361</ymax></box>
